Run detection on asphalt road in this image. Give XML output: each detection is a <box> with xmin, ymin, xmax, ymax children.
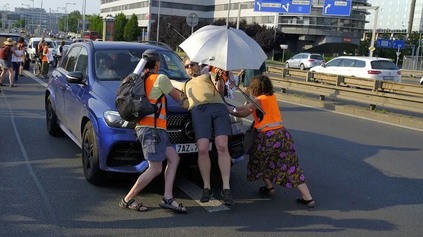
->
<box><xmin>0</xmin><ymin>70</ymin><xmax>422</xmax><ymax>237</ymax></box>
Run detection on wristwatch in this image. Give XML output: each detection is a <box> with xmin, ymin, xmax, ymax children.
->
<box><xmin>232</xmin><ymin>106</ymin><xmax>237</xmax><ymax>112</ymax></box>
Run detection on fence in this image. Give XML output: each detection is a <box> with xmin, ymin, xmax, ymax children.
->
<box><xmin>266</xmin><ymin>67</ymin><xmax>423</xmax><ymax>115</ymax></box>
<box><xmin>402</xmin><ymin>56</ymin><xmax>423</xmax><ymax>71</ymax></box>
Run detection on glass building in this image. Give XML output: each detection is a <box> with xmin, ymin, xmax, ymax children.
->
<box><xmin>100</xmin><ymin>0</ymin><xmax>370</xmax><ymax>54</ymax></box>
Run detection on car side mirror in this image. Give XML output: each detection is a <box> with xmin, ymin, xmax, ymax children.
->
<box><xmin>66</xmin><ymin>71</ymin><xmax>85</xmax><ymax>84</ymax></box>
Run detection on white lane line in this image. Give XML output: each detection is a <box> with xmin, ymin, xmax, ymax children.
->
<box><xmin>23</xmin><ymin>71</ymin><xmax>48</xmax><ymax>87</ymax></box>
<box><xmin>176</xmin><ymin>179</ymin><xmax>230</xmax><ymax>212</ymax></box>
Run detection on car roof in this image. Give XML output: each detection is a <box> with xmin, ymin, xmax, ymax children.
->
<box><xmin>0</xmin><ymin>33</ymin><xmax>21</xmax><ymax>37</ymax></box>
<box><xmin>30</xmin><ymin>37</ymin><xmax>53</xmax><ymax>42</ymax></box>
<box><xmin>332</xmin><ymin>56</ymin><xmax>392</xmax><ymax>61</ymax></box>
<box><xmin>71</xmin><ymin>41</ymin><xmax>172</xmax><ymax>52</ymax></box>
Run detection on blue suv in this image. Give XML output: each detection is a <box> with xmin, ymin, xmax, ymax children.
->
<box><xmin>45</xmin><ymin>41</ymin><xmax>245</xmax><ymax>185</ymax></box>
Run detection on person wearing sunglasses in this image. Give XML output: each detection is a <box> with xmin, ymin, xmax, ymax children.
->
<box><xmin>182</xmin><ymin>56</ymin><xmax>234</xmax><ymax>205</ymax></box>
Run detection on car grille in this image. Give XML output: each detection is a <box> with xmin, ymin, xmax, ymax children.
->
<box><xmin>107</xmin><ymin>141</ymin><xmax>144</xmax><ymax>167</ymax></box>
<box><xmin>167</xmin><ymin>114</ymin><xmax>196</xmax><ymax>144</ymax></box>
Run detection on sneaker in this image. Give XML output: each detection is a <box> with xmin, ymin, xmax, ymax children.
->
<box><xmin>200</xmin><ymin>188</ymin><xmax>212</xmax><ymax>203</ymax></box>
<box><xmin>221</xmin><ymin>189</ymin><xmax>234</xmax><ymax>205</ymax></box>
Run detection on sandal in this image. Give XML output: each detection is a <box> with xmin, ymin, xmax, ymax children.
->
<box><xmin>10</xmin><ymin>84</ymin><xmax>17</xmax><ymax>87</ymax></box>
<box><xmin>159</xmin><ymin>197</ymin><xmax>187</xmax><ymax>214</ymax></box>
<box><xmin>119</xmin><ymin>198</ymin><xmax>148</xmax><ymax>212</ymax></box>
<box><xmin>259</xmin><ymin>186</ymin><xmax>275</xmax><ymax>195</ymax></box>
<box><xmin>296</xmin><ymin>197</ymin><xmax>315</xmax><ymax>208</ymax></box>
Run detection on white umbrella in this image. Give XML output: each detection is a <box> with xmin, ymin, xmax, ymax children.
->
<box><xmin>179</xmin><ymin>25</ymin><xmax>267</xmax><ymax>71</ymax></box>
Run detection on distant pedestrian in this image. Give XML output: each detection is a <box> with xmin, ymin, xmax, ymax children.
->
<box><xmin>228</xmin><ymin>75</ymin><xmax>315</xmax><ymax>208</ymax></box>
<box><xmin>239</xmin><ymin>61</ymin><xmax>266</xmax><ymax>104</ymax></box>
<box><xmin>40</xmin><ymin>41</ymin><xmax>49</xmax><ymax>78</ymax></box>
<box><xmin>0</xmin><ymin>38</ymin><xmax>23</xmax><ymax>87</ymax></box>
<box><xmin>12</xmin><ymin>37</ymin><xmax>26</xmax><ymax>82</ymax></box>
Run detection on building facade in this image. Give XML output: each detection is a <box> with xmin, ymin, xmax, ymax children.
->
<box><xmin>99</xmin><ymin>0</ymin><xmax>370</xmax><ymax>54</ymax></box>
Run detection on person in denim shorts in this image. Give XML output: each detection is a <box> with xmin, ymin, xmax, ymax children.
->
<box><xmin>119</xmin><ymin>49</ymin><xmax>187</xmax><ymax>213</ymax></box>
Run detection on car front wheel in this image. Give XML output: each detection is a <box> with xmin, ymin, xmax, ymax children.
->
<box><xmin>82</xmin><ymin>121</ymin><xmax>105</xmax><ymax>185</ymax></box>
<box><xmin>300</xmin><ymin>64</ymin><xmax>305</xmax><ymax>70</ymax></box>
<box><xmin>46</xmin><ymin>95</ymin><xmax>63</xmax><ymax>136</ymax></box>
<box><xmin>285</xmin><ymin>63</ymin><xmax>289</xmax><ymax>69</ymax></box>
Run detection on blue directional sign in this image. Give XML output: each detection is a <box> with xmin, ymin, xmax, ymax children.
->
<box><xmin>377</xmin><ymin>39</ymin><xmax>392</xmax><ymax>49</ymax></box>
<box><xmin>254</xmin><ymin>0</ymin><xmax>311</xmax><ymax>14</ymax></box>
<box><xmin>376</xmin><ymin>39</ymin><xmax>405</xmax><ymax>50</ymax></box>
<box><xmin>392</xmin><ymin>40</ymin><xmax>405</xmax><ymax>49</ymax></box>
<box><xmin>322</xmin><ymin>0</ymin><xmax>352</xmax><ymax>16</ymax></box>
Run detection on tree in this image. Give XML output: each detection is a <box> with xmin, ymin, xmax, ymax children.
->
<box><xmin>124</xmin><ymin>14</ymin><xmax>141</xmax><ymax>41</ymax></box>
<box><xmin>67</xmin><ymin>11</ymin><xmax>81</xmax><ymax>33</ymax></box>
<box><xmin>114</xmin><ymin>13</ymin><xmax>128</xmax><ymax>41</ymax></box>
<box><xmin>87</xmin><ymin>15</ymin><xmax>103</xmax><ymax>37</ymax></box>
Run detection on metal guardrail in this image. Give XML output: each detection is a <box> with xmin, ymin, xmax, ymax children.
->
<box><xmin>266</xmin><ymin>67</ymin><xmax>423</xmax><ymax>114</ymax></box>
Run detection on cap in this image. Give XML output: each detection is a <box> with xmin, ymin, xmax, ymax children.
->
<box><xmin>142</xmin><ymin>49</ymin><xmax>160</xmax><ymax>62</ymax></box>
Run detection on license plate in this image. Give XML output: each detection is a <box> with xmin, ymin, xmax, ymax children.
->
<box><xmin>383</xmin><ymin>76</ymin><xmax>394</xmax><ymax>80</ymax></box>
<box><xmin>175</xmin><ymin>143</ymin><xmax>211</xmax><ymax>153</ymax></box>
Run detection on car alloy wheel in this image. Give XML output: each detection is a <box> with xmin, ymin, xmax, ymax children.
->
<box><xmin>46</xmin><ymin>95</ymin><xmax>63</xmax><ymax>136</ymax></box>
<box><xmin>82</xmin><ymin>121</ymin><xmax>105</xmax><ymax>185</ymax></box>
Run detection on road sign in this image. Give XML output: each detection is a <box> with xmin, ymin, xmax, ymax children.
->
<box><xmin>376</xmin><ymin>39</ymin><xmax>392</xmax><ymax>48</ymax></box>
<box><xmin>322</xmin><ymin>0</ymin><xmax>352</xmax><ymax>16</ymax></box>
<box><xmin>392</xmin><ymin>40</ymin><xmax>405</xmax><ymax>49</ymax></box>
<box><xmin>369</xmin><ymin>46</ymin><xmax>375</xmax><ymax>52</ymax></box>
<box><xmin>186</xmin><ymin>13</ymin><xmax>199</xmax><ymax>27</ymax></box>
<box><xmin>376</xmin><ymin>39</ymin><xmax>405</xmax><ymax>49</ymax></box>
<box><xmin>254</xmin><ymin>0</ymin><xmax>311</xmax><ymax>14</ymax></box>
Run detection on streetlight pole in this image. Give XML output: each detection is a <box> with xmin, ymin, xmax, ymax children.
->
<box><xmin>369</xmin><ymin>6</ymin><xmax>379</xmax><ymax>57</ymax></box>
<box><xmin>40</xmin><ymin>0</ymin><xmax>43</xmax><ymax>34</ymax></box>
<box><xmin>156</xmin><ymin>0</ymin><xmax>161</xmax><ymax>41</ymax></box>
<box><xmin>65</xmin><ymin>2</ymin><xmax>76</xmax><ymax>35</ymax></box>
<box><xmin>226</xmin><ymin>0</ymin><xmax>231</xmax><ymax>27</ymax></box>
<box><xmin>82</xmin><ymin>0</ymin><xmax>86</xmax><ymax>34</ymax></box>
<box><xmin>27</xmin><ymin>0</ymin><xmax>34</xmax><ymax>35</ymax></box>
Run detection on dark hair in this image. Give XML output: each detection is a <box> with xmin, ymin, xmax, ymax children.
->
<box><xmin>249</xmin><ymin>75</ymin><xmax>274</xmax><ymax>97</ymax></box>
<box><xmin>18</xmin><ymin>37</ymin><xmax>25</xmax><ymax>43</ymax></box>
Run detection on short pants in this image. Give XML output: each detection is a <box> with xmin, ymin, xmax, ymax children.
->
<box><xmin>136</xmin><ymin>127</ymin><xmax>171</xmax><ymax>162</ymax></box>
<box><xmin>190</xmin><ymin>103</ymin><xmax>232</xmax><ymax>140</ymax></box>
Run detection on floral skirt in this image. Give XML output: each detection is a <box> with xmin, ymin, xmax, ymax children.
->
<box><xmin>247</xmin><ymin>127</ymin><xmax>306</xmax><ymax>188</ymax></box>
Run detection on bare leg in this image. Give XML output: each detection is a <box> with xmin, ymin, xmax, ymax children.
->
<box><xmin>124</xmin><ymin>161</ymin><xmax>162</xmax><ymax>202</ymax></box>
<box><xmin>297</xmin><ymin>183</ymin><xmax>313</xmax><ymax>201</ymax></box>
<box><xmin>197</xmin><ymin>138</ymin><xmax>211</xmax><ymax>189</ymax></box>
<box><xmin>215</xmin><ymin>135</ymin><xmax>231</xmax><ymax>190</ymax></box>
<box><xmin>163</xmin><ymin>146</ymin><xmax>180</xmax><ymax>199</ymax></box>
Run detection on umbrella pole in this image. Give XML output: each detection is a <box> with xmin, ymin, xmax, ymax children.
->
<box><xmin>225</xmin><ymin>77</ymin><xmax>266</xmax><ymax>116</ymax></box>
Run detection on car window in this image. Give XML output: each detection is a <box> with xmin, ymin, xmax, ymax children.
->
<box><xmin>75</xmin><ymin>47</ymin><xmax>88</xmax><ymax>79</ymax></box>
<box><xmin>353</xmin><ymin>60</ymin><xmax>366</xmax><ymax>68</ymax></box>
<box><xmin>325</xmin><ymin>58</ymin><xmax>342</xmax><ymax>67</ymax></box>
<box><xmin>339</xmin><ymin>59</ymin><xmax>356</xmax><ymax>67</ymax></box>
<box><xmin>310</xmin><ymin>54</ymin><xmax>323</xmax><ymax>60</ymax></box>
<box><xmin>371</xmin><ymin>60</ymin><xmax>398</xmax><ymax>70</ymax></box>
<box><xmin>63</xmin><ymin>46</ymin><xmax>82</xmax><ymax>72</ymax></box>
<box><xmin>94</xmin><ymin>49</ymin><xmax>189</xmax><ymax>81</ymax></box>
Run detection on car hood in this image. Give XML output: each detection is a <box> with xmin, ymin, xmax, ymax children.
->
<box><xmin>93</xmin><ymin>80</ymin><xmax>188</xmax><ymax>113</ymax></box>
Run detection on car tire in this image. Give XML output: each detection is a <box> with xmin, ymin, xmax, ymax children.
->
<box><xmin>300</xmin><ymin>64</ymin><xmax>305</xmax><ymax>70</ymax></box>
<box><xmin>285</xmin><ymin>63</ymin><xmax>289</xmax><ymax>69</ymax></box>
<box><xmin>46</xmin><ymin>95</ymin><xmax>64</xmax><ymax>136</ymax></box>
<box><xmin>82</xmin><ymin>121</ymin><xmax>106</xmax><ymax>186</ymax></box>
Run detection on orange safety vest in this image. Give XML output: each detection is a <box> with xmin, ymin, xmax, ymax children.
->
<box><xmin>253</xmin><ymin>94</ymin><xmax>283</xmax><ymax>132</ymax></box>
<box><xmin>137</xmin><ymin>74</ymin><xmax>167</xmax><ymax>129</ymax></box>
<box><xmin>42</xmin><ymin>46</ymin><xmax>49</xmax><ymax>62</ymax></box>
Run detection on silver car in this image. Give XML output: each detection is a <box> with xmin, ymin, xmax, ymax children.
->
<box><xmin>285</xmin><ymin>53</ymin><xmax>324</xmax><ymax>70</ymax></box>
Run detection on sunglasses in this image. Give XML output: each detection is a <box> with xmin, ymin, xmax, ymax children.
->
<box><xmin>184</xmin><ymin>62</ymin><xmax>197</xmax><ymax>69</ymax></box>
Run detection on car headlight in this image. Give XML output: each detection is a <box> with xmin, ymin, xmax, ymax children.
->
<box><xmin>104</xmin><ymin>110</ymin><xmax>136</xmax><ymax>128</ymax></box>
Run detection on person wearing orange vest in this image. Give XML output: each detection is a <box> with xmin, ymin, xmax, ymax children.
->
<box><xmin>119</xmin><ymin>49</ymin><xmax>187</xmax><ymax>213</ymax></box>
<box><xmin>40</xmin><ymin>41</ymin><xmax>49</xmax><ymax>78</ymax></box>
<box><xmin>228</xmin><ymin>75</ymin><xmax>315</xmax><ymax>208</ymax></box>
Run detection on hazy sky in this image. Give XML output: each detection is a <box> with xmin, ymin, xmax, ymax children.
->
<box><xmin>5</xmin><ymin>0</ymin><xmax>101</xmax><ymax>15</ymax></box>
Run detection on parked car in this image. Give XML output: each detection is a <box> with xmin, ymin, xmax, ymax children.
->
<box><xmin>45</xmin><ymin>41</ymin><xmax>245</xmax><ymax>185</ymax></box>
<box><xmin>285</xmin><ymin>53</ymin><xmax>324</xmax><ymax>70</ymax></box>
<box><xmin>310</xmin><ymin>56</ymin><xmax>401</xmax><ymax>82</ymax></box>
<box><xmin>0</xmin><ymin>33</ymin><xmax>30</xmax><ymax>70</ymax></box>
<box><xmin>26</xmin><ymin>37</ymin><xmax>56</xmax><ymax>63</ymax></box>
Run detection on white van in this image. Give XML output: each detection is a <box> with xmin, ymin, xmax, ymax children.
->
<box><xmin>26</xmin><ymin>37</ymin><xmax>56</xmax><ymax>62</ymax></box>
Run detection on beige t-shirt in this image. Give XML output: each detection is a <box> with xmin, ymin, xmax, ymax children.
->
<box><xmin>149</xmin><ymin>74</ymin><xmax>174</xmax><ymax>99</ymax></box>
<box><xmin>183</xmin><ymin>74</ymin><xmax>224</xmax><ymax>110</ymax></box>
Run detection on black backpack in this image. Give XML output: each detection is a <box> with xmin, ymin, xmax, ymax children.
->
<box><xmin>0</xmin><ymin>46</ymin><xmax>12</xmax><ymax>60</ymax></box>
<box><xmin>115</xmin><ymin>72</ymin><xmax>163</xmax><ymax>122</ymax></box>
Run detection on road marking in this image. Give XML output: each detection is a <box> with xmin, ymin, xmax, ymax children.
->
<box><xmin>176</xmin><ymin>179</ymin><xmax>230</xmax><ymax>212</ymax></box>
<box><xmin>24</xmin><ymin>71</ymin><xmax>48</xmax><ymax>87</ymax></box>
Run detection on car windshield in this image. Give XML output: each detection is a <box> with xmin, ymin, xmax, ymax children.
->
<box><xmin>371</xmin><ymin>60</ymin><xmax>398</xmax><ymax>70</ymax></box>
<box><xmin>95</xmin><ymin>49</ymin><xmax>189</xmax><ymax>81</ymax></box>
<box><xmin>0</xmin><ymin>35</ymin><xmax>20</xmax><ymax>44</ymax></box>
